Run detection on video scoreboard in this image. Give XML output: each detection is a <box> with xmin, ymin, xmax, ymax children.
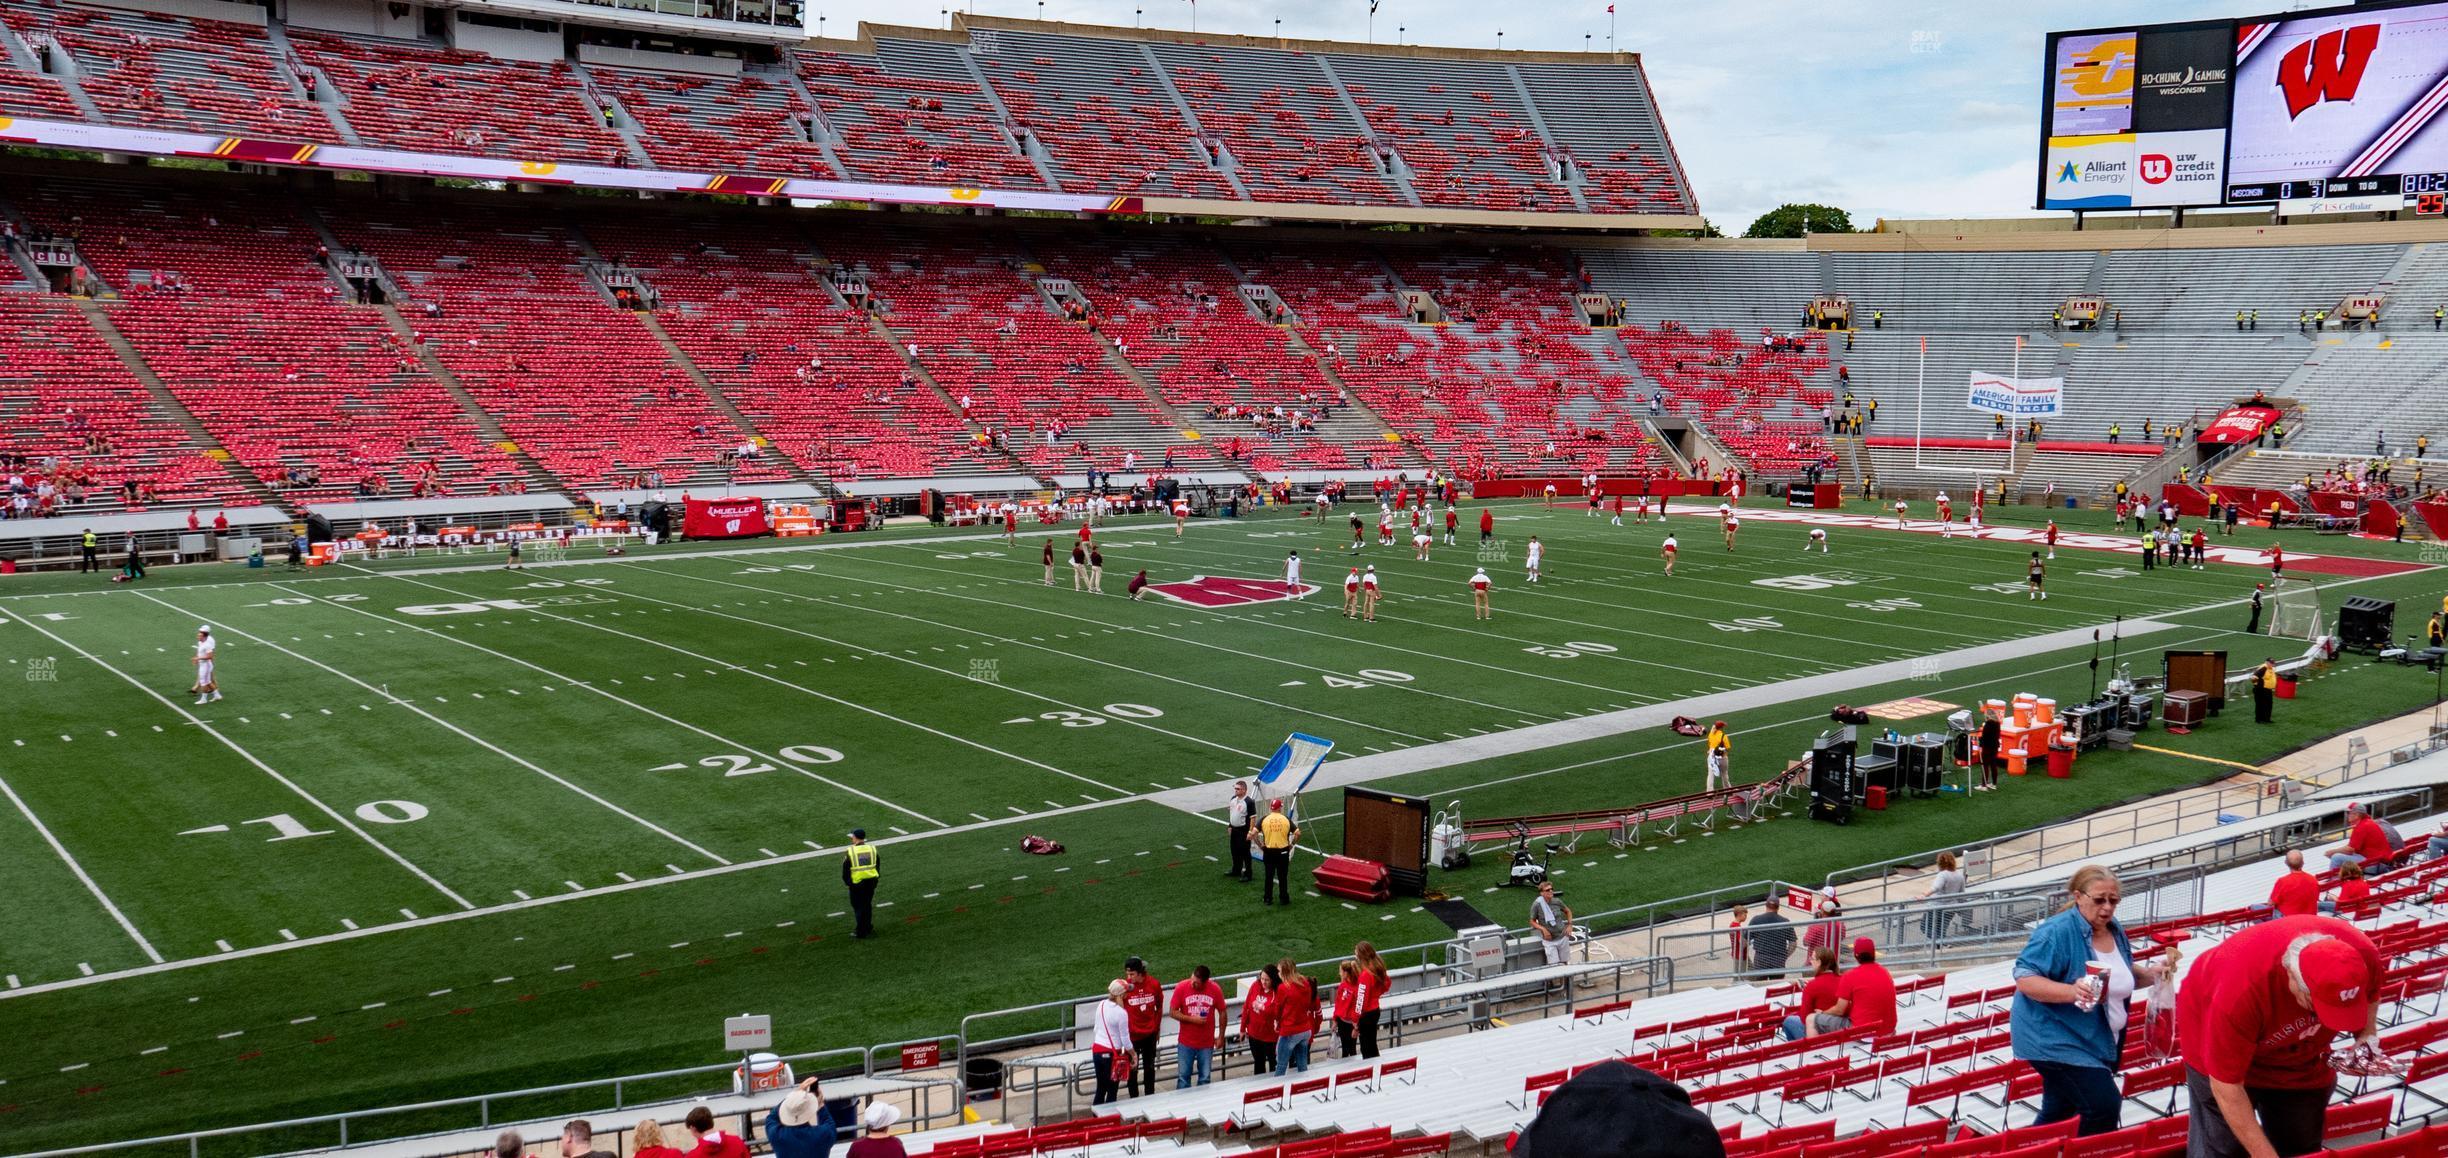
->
<box><xmin>2041</xmin><ymin>0</ymin><xmax>2448</xmax><ymax>214</ymax></box>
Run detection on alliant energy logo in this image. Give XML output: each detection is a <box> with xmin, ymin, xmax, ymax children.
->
<box><xmin>2278</xmin><ymin>24</ymin><xmax>2379</xmax><ymax>119</ymax></box>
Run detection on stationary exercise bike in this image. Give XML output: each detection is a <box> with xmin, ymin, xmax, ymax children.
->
<box><xmin>1502</xmin><ymin>823</ymin><xmax>1557</xmax><ymax>888</ymax></box>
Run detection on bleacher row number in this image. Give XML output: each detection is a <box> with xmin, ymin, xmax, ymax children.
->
<box><xmin>1005</xmin><ymin>704</ymin><xmax>1167</xmax><ymax>727</ymax></box>
<box><xmin>179</xmin><ymin>801</ymin><xmax>430</xmax><ymax>843</ymax></box>
<box><xmin>651</xmin><ymin>745</ymin><xmax>846</xmax><ymax>776</ymax></box>
<box><xmin>1523</xmin><ymin>641</ymin><xmax>1623</xmax><ymax>659</ymax></box>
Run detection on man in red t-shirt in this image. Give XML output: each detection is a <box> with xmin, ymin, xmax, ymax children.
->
<box><xmin>2178</xmin><ymin>915</ymin><xmax>2380</xmax><ymax>1158</ymax></box>
<box><xmin>2326</xmin><ymin>803</ymin><xmax>2394</xmax><ymax>873</ymax></box>
<box><xmin>1479</xmin><ymin>507</ymin><xmax>1495</xmax><ymax>545</ymax></box>
<box><xmin>1119</xmin><ymin>957</ymin><xmax>1164</xmax><ymax>1097</ymax></box>
<box><xmin>1814</xmin><ymin>938</ymin><xmax>1896</xmax><ymax>1037</ymax></box>
<box><xmin>2267</xmin><ymin>850</ymin><xmax>2320</xmax><ymax>918</ymax></box>
<box><xmin>1167</xmin><ymin>964</ymin><xmax>1224</xmax><ymax>1089</ymax></box>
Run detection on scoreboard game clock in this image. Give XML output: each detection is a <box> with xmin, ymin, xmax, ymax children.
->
<box><xmin>2043</xmin><ymin>0</ymin><xmax>2448</xmax><ymax>211</ymax></box>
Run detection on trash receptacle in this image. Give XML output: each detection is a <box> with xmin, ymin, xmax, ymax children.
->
<box><xmin>963</xmin><ymin>1056</ymin><xmax>1004</xmax><ymax>1102</ymax></box>
<box><xmin>2276</xmin><ymin>674</ymin><xmax>2298</xmax><ymax>700</ymax></box>
<box><xmin>2065</xmin><ymin>497</ymin><xmax>2078</xmax><ymax>509</ymax></box>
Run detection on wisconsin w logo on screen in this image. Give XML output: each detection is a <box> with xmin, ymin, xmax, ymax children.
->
<box><xmin>2278</xmin><ymin>24</ymin><xmax>2379</xmax><ymax>118</ymax></box>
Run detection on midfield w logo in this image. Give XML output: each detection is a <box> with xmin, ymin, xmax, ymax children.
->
<box><xmin>2277</xmin><ymin>23</ymin><xmax>2379</xmax><ymax>119</ymax></box>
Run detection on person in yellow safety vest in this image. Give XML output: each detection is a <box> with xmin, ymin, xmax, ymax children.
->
<box><xmin>79</xmin><ymin>528</ymin><xmax>99</xmax><ymax>573</ymax></box>
<box><xmin>1256</xmin><ymin>799</ymin><xmax>1299</xmax><ymax>907</ymax></box>
<box><xmin>1704</xmin><ymin>721</ymin><xmax>1733</xmax><ymax>790</ymax></box>
<box><xmin>2254</xmin><ymin>659</ymin><xmax>2279</xmax><ymax>724</ymax></box>
<box><xmin>843</xmin><ymin>828</ymin><xmax>880</xmax><ymax>938</ymax></box>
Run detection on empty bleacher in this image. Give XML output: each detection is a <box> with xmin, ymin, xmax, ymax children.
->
<box><xmin>5</xmin><ymin>3</ymin><xmax>323</xmax><ymax>138</ymax></box>
<box><xmin>328</xmin><ymin>202</ymin><xmax>783</xmax><ymax>491</ymax></box>
<box><xmin>966</xmin><ymin>27</ymin><xmax>1234</xmax><ymax>200</ymax></box>
<box><xmin>796</xmin><ymin>38</ymin><xmax>1047</xmax><ymax>189</ymax></box>
<box><xmin>289</xmin><ymin>29</ymin><xmax>627</xmax><ymax>163</ymax></box>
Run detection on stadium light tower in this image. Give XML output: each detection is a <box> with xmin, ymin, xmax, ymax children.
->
<box><xmin>1497</xmin><ymin>29</ymin><xmax>1504</xmax><ymax>50</ymax></box>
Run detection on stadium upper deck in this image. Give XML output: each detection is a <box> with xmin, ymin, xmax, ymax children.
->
<box><xmin>0</xmin><ymin>0</ymin><xmax>1698</xmax><ymax>227</ymax></box>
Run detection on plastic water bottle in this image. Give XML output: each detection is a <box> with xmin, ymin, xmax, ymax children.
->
<box><xmin>2073</xmin><ymin>961</ymin><xmax>2106</xmax><ymax>1012</ymax></box>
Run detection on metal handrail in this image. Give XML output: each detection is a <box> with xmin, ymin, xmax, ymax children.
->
<box><xmin>6</xmin><ymin>1046</ymin><xmax>889</xmax><ymax>1158</ymax></box>
<box><xmin>1822</xmin><ymin>734</ymin><xmax>2424</xmax><ymax>908</ymax></box>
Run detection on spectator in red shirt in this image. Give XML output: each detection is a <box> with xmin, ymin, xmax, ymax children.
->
<box><xmin>1780</xmin><ymin>948</ymin><xmax>1844</xmax><ymax>1040</ymax></box>
<box><xmin>680</xmin><ymin>1106</ymin><xmax>749</xmax><ymax>1158</ymax></box>
<box><xmin>2321</xmin><ymin>862</ymin><xmax>2372</xmax><ymax>919</ymax></box>
<box><xmin>1119</xmin><ymin>957</ymin><xmax>1163</xmax><ymax>1097</ymax></box>
<box><xmin>1168</xmin><ymin>963</ymin><xmax>1223</xmax><ymax>1088</ymax></box>
<box><xmin>1240</xmin><ymin>966</ymin><xmax>1279</xmax><ymax>1077</ymax></box>
<box><xmin>1272</xmin><ymin>957</ymin><xmax>1319</xmax><ymax>1075</ymax></box>
<box><xmin>1332</xmin><ymin>961</ymin><xmax>1360</xmax><ymax>1057</ymax></box>
<box><xmin>2267</xmin><ymin>850</ymin><xmax>2320</xmax><ymax>918</ymax></box>
<box><xmin>2178</xmin><ymin>915</ymin><xmax>2381</xmax><ymax>1158</ymax></box>
<box><xmin>1352</xmin><ymin>940</ymin><xmax>1391</xmax><ymax>1058</ymax></box>
<box><xmin>2326</xmin><ymin>803</ymin><xmax>2393</xmax><ymax>873</ymax></box>
<box><xmin>1813</xmin><ymin>938</ymin><xmax>1897</xmax><ymax>1038</ymax></box>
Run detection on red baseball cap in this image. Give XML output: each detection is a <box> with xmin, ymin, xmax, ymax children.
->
<box><xmin>1852</xmin><ymin>937</ymin><xmax>1876</xmax><ymax>958</ymax></box>
<box><xmin>2299</xmin><ymin>937</ymin><xmax>2374</xmax><ymax>1032</ymax></box>
<box><xmin>1270</xmin><ymin>799</ymin><xmax>1284</xmax><ymax>811</ymax></box>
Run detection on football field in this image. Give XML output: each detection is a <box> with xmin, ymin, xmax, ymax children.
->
<box><xmin>2</xmin><ymin>497</ymin><xmax>2442</xmax><ymax>1153</ymax></box>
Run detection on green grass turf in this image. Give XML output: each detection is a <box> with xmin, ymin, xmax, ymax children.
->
<box><xmin>0</xmin><ymin>497</ymin><xmax>2441</xmax><ymax>1152</ymax></box>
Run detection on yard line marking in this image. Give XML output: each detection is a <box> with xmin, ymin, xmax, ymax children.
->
<box><xmin>290</xmin><ymin>1015</ymin><xmax>316</xmax><ymax>1024</ymax></box>
<box><xmin>0</xmin><ymin>770</ymin><xmax>164</xmax><ymax>963</ymax></box>
<box><xmin>511</xmin><ymin>890</ymin><xmax>531</xmax><ymax>901</ymax></box>
<box><xmin>340</xmin><ymin>919</ymin><xmax>358</xmax><ymax>931</ymax></box>
<box><xmin>141</xmin><ymin>1046</ymin><xmax>167</xmax><ymax>1056</ymax></box>
<box><xmin>822</xmin><ymin>553</ymin><xmax>1556</xmax><ymax>724</ymax></box>
<box><xmin>137</xmin><ymin>592</ymin><xmax>731</xmax><ymax>869</ymax></box>
<box><xmin>565</xmin><ymin>881</ymin><xmax>586</xmax><ymax>892</ymax></box>
<box><xmin>278</xmin><ymin>929</ymin><xmax>297</xmax><ymax>942</ymax></box>
<box><xmin>587</xmin><ymin>573</ymin><xmax>1179</xmax><ymax>793</ymax></box>
<box><xmin>3</xmin><ymin>613</ymin><xmax>474</xmax><ymax>913</ymax></box>
<box><xmin>266</xmin><ymin>582</ymin><xmax>937</xmax><ymax>831</ymax></box>
<box><xmin>214</xmin><ymin>940</ymin><xmax>233</xmax><ymax>953</ymax></box>
<box><xmin>361</xmin><ymin>1002</ymin><xmax>385</xmax><ymax>1010</ymax></box>
<box><xmin>646</xmin><ymin>564</ymin><xmax>1352</xmax><ymax>747</ymax></box>
<box><xmin>3</xmin><ymin>977</ymin><xmax>16</xmax><ymax>990</ymax></box>
<box><xmin>217</xmin><ymin>1031</ymin><xmax>243</xmax><ymax>1040</ymax></box>
<box><xmin>77</xmin><ymin>963</ymin><xmax>93</xmax><ymax>976</ymax></box>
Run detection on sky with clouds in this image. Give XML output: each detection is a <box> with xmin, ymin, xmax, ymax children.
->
<box><xmin>804</xmin><ymin>0</ymin><xmax>2256</xmax><ymax>231</ymax></box>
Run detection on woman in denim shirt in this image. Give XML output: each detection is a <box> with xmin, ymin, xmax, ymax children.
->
<box><xmin>2009</xmin><ymin>866</ymin><xmax>2177</xmax><ymax>1136</ymax></box>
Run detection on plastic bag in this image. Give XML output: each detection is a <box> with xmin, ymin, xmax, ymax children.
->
<box><xmin>2141</xmin><ymin>979</ymin><xmax>2178</xmax><ymax>1062</ymax></box>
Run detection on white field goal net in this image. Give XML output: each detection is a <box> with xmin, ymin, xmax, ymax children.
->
<box><xmin>2266</xmin><ymin>577</ymin><xmax>2325</xmax><ymax>642</ymax></box>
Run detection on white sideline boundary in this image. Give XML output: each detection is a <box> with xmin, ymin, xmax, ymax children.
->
<box><xmin>130</xmin><ymin>590</ymin><xmax>734</xmax><ymax>867</ymax></box>
<box><xmin>0</xmin><ymin>771</ymin><xmax>164</xmax><ymax>964</ymax></box>
<box><xmin>2</xmin><ymin>612</ymin><xmax>476</xmax><ymax>914</ymax></box>
<box><xmin>0</xmin><ymin>518</ymin><xmax>2425</xmax><ymax>1000</ymax></box>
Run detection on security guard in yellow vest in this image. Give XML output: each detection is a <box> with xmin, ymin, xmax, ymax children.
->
<box><xmin>843</xmin><ymin>828</ymin><xmax>880</xmax><ymax>938</ymax></box>
<box><xmin>79</xmin><ymin>528</ymin><xmax>99</xmax><ymax>573</ymax></box>
<box><xmin>1255</xmin><ymin>799</ymin><xmax>1299</xmax><ymax>907</ymax></box>
<box><xmin>2253</xmin><ymin>658</ymin><xmax>2278</xmax><ymax>725</ymax></box>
